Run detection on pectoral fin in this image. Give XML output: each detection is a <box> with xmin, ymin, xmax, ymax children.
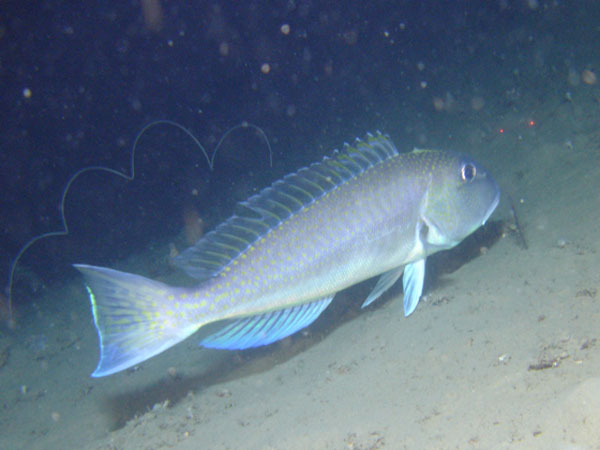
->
<box><xmin>402</xmin><ymin>259</ymin><xmax>426</xmax><ymax>316</ymax></box>
<box><xmin>361</xmin><ymin>266</ymin><xmax>404</xmax><ymax>308</ymax></box>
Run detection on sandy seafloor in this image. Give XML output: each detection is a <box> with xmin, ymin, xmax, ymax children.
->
<box><xmin>1</xmin><ymin>90</ymin><xmax>600</xmax><ymax>449</ymax></box>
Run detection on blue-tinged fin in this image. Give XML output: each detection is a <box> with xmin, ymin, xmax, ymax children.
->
<box><xmin>402</xmin><ymin>259</ymin><xmax>426</xmax><ymax>317</ymax></box>
<box><xmin>202</xmin><ymin>295</ymin><xmax>334</xmax><ymax>350</ymax></box>
<box><xmin>173</xmin><ymin>131</ymin><xmax>399</xmax><ymax>280</ymax></box>
<box><xmin>74</xmin><ymin>264</ymin><xmax>200</xmax><ymax>377</ymax></box>
<box><xmin>361</xmin><ymin>266</ymin><xmax>404</xmax><ymax>308</ymax></box>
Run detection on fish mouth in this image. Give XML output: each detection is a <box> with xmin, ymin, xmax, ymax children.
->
<box><xmin>482</xmin><ymin>189</ymin><xmax>500</xmax><ymax>225</ymax></box>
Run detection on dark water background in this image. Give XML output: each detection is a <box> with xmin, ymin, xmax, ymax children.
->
<box><xmin>1</xmin><ymin>0</ymin><xmax>598</xmax><ymax>310</ymax></box>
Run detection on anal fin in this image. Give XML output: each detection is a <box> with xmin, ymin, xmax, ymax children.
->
<box><xmin>202</xmin><ymin>295</ymin><xmax>334</xmax><ymax>350</ymax></box>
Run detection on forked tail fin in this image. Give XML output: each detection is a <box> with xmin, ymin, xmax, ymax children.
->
<box><xmin>74</xmin><ymin>264</ymin><xmax>201</xmax><ymax>377</ymax></box>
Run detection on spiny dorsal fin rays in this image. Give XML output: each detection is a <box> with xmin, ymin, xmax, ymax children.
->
<box><xmin>173</xmin><ymin>131</ymin><xmax>399</xmax><ymax>280</ymax></box>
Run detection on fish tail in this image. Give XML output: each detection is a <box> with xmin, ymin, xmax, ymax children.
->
<box><xmin>74</xmin><ymin>264</ymin><xmax>201</xmax><ymax>377</ymax></box>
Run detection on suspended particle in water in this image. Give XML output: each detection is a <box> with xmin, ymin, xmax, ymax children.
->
<box><xmin>567</xmin><ymin>68</ymin><xmax>580</xmax><ymax>87</ymax></box>
<box><xmin>342</xmin><ymin>30</ymin><xmax>358</xmax><ymax>45</ymax></box>
<box><xmin>471</xmin><ymin>96</ymin><xmax>485</xmax><ymax>111</ymax></box>
<box><xmin>261</xmin><ymin>63</ymin><xmax>271</xmax><ymax>74</ymax></box>
<box><xmin>219</xmin><ymin>42</ymin><xmax>230</xmax><ymax>56</ymax></box>
<box><xmin>582</xmin><ymin>69</ymin><xmax>597</xmax><ymax>85</ymax></box>
<box><xmin>140</xmin><ymin>0</ymin><xmax>164</xmax><ymax>32</ymax></box>
<box><xmin>433</xmin><ymin>97</ymin><xmax>445</xmax><ymax>111</ymax></box>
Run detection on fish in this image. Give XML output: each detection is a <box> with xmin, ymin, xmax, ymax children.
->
<box><xmin>75</xmin><ymin>132</ymin><xmax>500</xmax><ymax>377</ymax></box>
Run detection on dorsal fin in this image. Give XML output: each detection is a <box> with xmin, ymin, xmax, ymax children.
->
<box><xmin>173</xmin><ymin>131</ymin><xmax>399</xmax><ymax>280</ymax></box>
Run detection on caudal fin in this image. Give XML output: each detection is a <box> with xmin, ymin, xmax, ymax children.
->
<box><xmin>74</xmin><ymin>264</ymin><xmax>200</xmax><ymax>377</ymax></box>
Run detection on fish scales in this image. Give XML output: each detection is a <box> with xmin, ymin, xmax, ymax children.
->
<box><xmin>75</xmin><ymin>132</ymin><xmax>500</xmax><ymax>376</ymax></box>
<box><xmin>207</xmin><ymin>150</ymin><xmax>439</xmax><ymax>317</ymax></box>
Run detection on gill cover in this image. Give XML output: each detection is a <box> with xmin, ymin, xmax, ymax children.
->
<box><xmin>421</xmin><ymin>154</ymin><xmax>500</xmax><ymax>249</ymax></box>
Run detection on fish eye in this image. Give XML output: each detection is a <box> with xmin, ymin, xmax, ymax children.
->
<box><xmin>461</xmin><ymin>163</ymin><xmax>476</xmax><ymax>182</ymax></box>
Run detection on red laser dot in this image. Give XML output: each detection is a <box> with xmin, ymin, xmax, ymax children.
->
<box><xmin>528</xmin><ymin>120</ymin><xmax>535</xmax><ymax>127</ymax></box>
<box><xmin>499</xmin><ymin>128</ymin><xmax>504</xmax><ymax>134</ymax></box>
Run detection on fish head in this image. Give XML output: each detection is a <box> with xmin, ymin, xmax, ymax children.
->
<box><xmin>420</xmin><ymin>151</ymin><xmax>500</xmax><ymax>250</ymax></box>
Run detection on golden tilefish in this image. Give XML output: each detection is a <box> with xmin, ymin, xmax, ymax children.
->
<box><xmin>75</xmin><ymin>132</ymin><xmax>499</xmax><ymax>377</ymax></box>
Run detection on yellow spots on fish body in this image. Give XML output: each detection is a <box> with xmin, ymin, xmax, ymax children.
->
<box><xmin>213</xmin><ymin>292</ymin><xmax>229</xmax><ymax>303</ymax></box>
